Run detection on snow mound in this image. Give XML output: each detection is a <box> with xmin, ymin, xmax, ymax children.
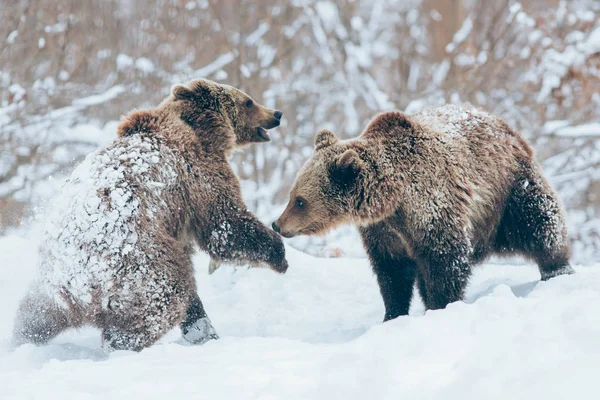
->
<box><xmin>0</xmin><ymin>232</ymin><xmax>599</xmax><ymax>399</ymax></box>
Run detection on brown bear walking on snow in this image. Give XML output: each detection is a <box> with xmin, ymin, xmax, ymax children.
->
<box><xmin>273</xmin><ymin>105</ymin><xmax>573</xmax><ymax>321</ymax></box>
<box><xmin>13</xmin><ymin>79</ymin><xmax>287</xmax><ymax>351</ymax></box>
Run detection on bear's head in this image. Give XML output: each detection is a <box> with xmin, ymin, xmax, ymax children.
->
<box><xmin>167</xmin><ymin>78</ymin><xmax>282</xmax><ymax>146</ymax></box>
<box><xmin>273</xmin><ymin>129</ymin><xmax>366</xmax><ymax>238</ymax></box>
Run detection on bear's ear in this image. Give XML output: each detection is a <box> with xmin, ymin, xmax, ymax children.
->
<box><xmin>330</xmin><ymin>149</ymin><xmax>363</xmax><ymax>187</ymax></box>
<box><xmin>172</xmin><ymin>85</ymin><xmax>195</xmax><ymax>101</ymax></box>
<box><xmin>315</xmin><ymin>129</ymin><xmax>339</xmax><ymax>151</ymax></box>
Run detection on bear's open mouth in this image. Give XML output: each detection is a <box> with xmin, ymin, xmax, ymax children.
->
<box><xmin>256</xmin><ymin>127</ymin><xmax>270</xmax><ymax>142</ymax></box>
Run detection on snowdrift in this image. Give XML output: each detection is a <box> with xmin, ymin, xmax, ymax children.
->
<box><xmin>0</xmin><ymin>234</ymin><xmax>598</xmax><ymax>399</ymax></box>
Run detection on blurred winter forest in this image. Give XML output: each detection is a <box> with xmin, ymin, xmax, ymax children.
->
<box><xmin>1</xmin><ymin>0</ymin><xmax>599</xmax><ymax>261</ymax></box>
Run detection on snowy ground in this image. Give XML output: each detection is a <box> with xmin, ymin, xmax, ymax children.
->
<box><xmin>0</xmin><ymin>233</ymin><xmax>599</xmax><ymax>400</ymax></box>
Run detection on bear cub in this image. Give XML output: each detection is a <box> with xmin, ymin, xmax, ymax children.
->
<box><xmin>274</xmin><ymin>104</ymin><xmax>573</xmax><ymax>321</ymax></box>
<box><xmin>13</xmin><ymin>79</ymin><xmax>287</xmax><ymax>351</ymax></box>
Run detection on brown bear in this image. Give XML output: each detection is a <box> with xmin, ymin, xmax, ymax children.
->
<box><xmin>273</xmin><ymin>104</ymin><xmax>573</xmax><ymax>321</ymax></box>
<box><xmin>13</xmin><ymin>78</ymin><xmax>287</xmax><ymax>351</ymax></box>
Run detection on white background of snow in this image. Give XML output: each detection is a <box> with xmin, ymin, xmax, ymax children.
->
<box><xmin>0</xmin><ymin>229</ymin><xmax>599</xmax><ymax>399</ymax></box>
<box><xmin>552</xmin><ymin>122</ymin><xmax>600</xmax><ymax>137</ymax></box>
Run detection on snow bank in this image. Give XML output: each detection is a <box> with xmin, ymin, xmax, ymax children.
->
<box><xmin>0</xmin><ymin>233</ymin><xmax>598</xmax><ymax>399</ymax></box>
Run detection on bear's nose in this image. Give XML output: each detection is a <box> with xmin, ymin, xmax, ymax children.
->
<box><xmin>272</xmin><ymin>222</ymin><xmax>280</xmax><ymax>233</ymax></box>
<box><xmin>274</xmin><ymin>110</ymin><xmax>283</xmax><ymax>120</ymax></box>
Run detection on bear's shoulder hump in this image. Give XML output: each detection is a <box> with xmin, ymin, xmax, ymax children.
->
<box><xmin>362</xmin><ymin>111</ymin><xmax>414</xmax><ymax>139</ymax></box>
<box><xmin>117</xmin><ymin>109</ymin><xmax>161</xmax><ymax>137</ymax></box>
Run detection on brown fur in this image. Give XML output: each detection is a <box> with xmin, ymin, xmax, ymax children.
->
<box><xmin>117</xmin><ymin>109</ymin><xmax>162</xmax><ymax>137</ymax></box>
<box><xmin>13</xmin><ymin>79</ymin><xmax>286</xmax><ymax>351</ymax></box>
<box><xmin>274</xmin><ymin>105</ymin><xmax>573</xmax><ymax>320</ymax></box>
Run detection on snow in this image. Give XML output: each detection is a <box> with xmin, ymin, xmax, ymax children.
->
<box><xmin>182</xmin><ymin>317</ymin><xmax>218</xmax><ymax>345</ymax></box>
<box><xmin>445</xmin><ymin>16</ymin><xmax>473</xmax><ymax>53</ymax></box>
<box><xmin>551</xmin><ymin>122</ymin><xmax>600</xmax><ymax>137</ymax></box>
<box><xmin>1</xmin><ymin>230</ymin><xmax>599</xmax><ymax>399</ymax></box>
<box><xmin>583</xmin><ymin>25</ymin><xmax>600</xmax><ymax>54</ymax></box>
<box><xmin>71</xmin><ymin>85</ymin><xmax>126</xmax><ymax>107</ymax></box>
<box><xmin>1</xmin><ymin>1</ymin><xmax>599</xmax><ymax>395</ymax></box>
<box><xmin>61</xmin><ymin>122</ymin><xmax>118</xmax><ymax>148</ymax></box>
<box><xmin>192</xmin><ymin>52</ymin><xmax>236</xmax><ymax>78</ymax></box>
<box><xmin>246</xmin><ymin>22</ymin><xmax>270</xmax><ymax>46</ymax></box>
<box><xmin>432</xmin><ymin>60</ymin><xmax>451</xmax><ymax>86</ymax></box>
<box><xmin>116</xmin><ymin>54</ymin><xmax>134</xmax><ymax>70</ymax></box>
<box><xmin>6</xmin><ymin>30</ymin><xmax>18</xmax><ymax>44</ymax></box>
<box><xmin>315</xmin><ymin>1</ymin><xmax>340</xmax><ymax>32</ymax></box>
<box><xmin>543</xmin><ymin>119</ymin><xmax>571</xmax><ymax>133</ymax></box>
<box><xmin>134</xmin><ymin>57</ymin><xmax>155</xmax><ymax>74</ymax></box>
<box><xmin>535</xmin><ymin>22</ymin><xmax>600</xmax><ymax>103</ymax></box>
<box><xmin>8</xmin><ymin>84</ymin><xmax>26</xmax><ymax>101</ymax></box>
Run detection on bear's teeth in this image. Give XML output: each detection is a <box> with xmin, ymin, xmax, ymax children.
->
<box><xmin>257</xmin><ymin>127</ymin><xmax>270</xmax><ymax>141</ymax></box>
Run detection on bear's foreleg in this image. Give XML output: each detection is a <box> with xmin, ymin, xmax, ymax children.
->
<box><xmin>418</xmin><ymin>256</ymin><xmax>471</xmax><ymax>311</ymax></box>
<box><xmin>200</xmin><ymin>208</ymin><xmax>288</xmax><ymax>273</ymax></box>
<box><xmin>195</xmin><ymin>165</ymin><xmax>288</xmax><ymax>273</ymax></box>
<box><xmin>360</xmin><ymin>221</ymin><xmax>418</xmax><ymax>321</ymax></box>
<box><xmin>414</xmin><ymin>229</ymin><xmax>472</xmax><ymax>311</ymax></box>
<box><xmin>499</xmin><ymin>165</ymin><xmax>574</xmax><ymax>281</ymax></box>
<box><xmin>180</xmin><ymin>293</ymin><xmax>218</xmax><ymax>345</ymax></box>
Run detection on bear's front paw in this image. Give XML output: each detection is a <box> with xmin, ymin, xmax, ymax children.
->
<box><xmin>541</xmin><ymin>265</ymin><xmax>575</xmax><ymax>281</ymax></box>
<box><xmin>182</xmin><ymin>316</ymin><xmax>219</xmax><ymax>345</ymax></box>
<box><xmin>270</xmin><ymin>258</ymin><xmax>289</xmax><ymax>274</ymax></box>
<box><xmin>268</xmin><ymin>234</ymin><xmax>288</xmax><ymax>273</ymax></box>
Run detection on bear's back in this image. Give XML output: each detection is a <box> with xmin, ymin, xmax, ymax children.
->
<box><xmin>38</xmin><ymin>132</ymin><xmax>179</xmax><ymax>307</ymax></box>
<box><xmin>412</xmin><ymin>104</ymin><xmax>510</xmax><ymax>141</ymax></box>
<box><xmin>410</xmin><ymin>104</ymin><xmax>533</xmax><ymax>169</ymax></box>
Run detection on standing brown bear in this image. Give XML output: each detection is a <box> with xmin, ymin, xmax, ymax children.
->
<box><xmin>13</xmin><ymin>79</ymin><xmax>287</xmax><ymax>351</ymax></box>
<box><xmin>273</xmin><ymin>105</ymin><xmax>573</xmax><ymax>321</ymax></box>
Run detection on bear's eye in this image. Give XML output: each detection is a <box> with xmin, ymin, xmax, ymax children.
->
<box><xmin>245</xmin><ymin>99</ymin><xmax>254</xmax><ymax>108</ymax></box>
<box><xmin>295</xmin><ymin>198</ymin><xmax>305</xmax><ymax>209</ymax></box>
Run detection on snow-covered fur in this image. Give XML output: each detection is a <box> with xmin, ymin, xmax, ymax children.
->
<box><xmin>13</xmin><ymin>79</ymin><xmax>287</xmax><ymax>351</ymax></box>
<box><xmin>274</xmin><ymin>104</ymin><xmax>573</xmax><ymax>321</ymax></box>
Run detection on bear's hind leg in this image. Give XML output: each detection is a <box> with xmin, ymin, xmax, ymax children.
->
<box><xmin>102</xmin><ymin>305</ymin><xmax>183</xmax><ymax>352</ymax></box>
<box><xmin>500</xmin><ymin>167</ymin><xmax>574</xmax><ymax>281</ymax></box>
<box><xmin>102</xmin><ymin>326</ymin><xmax>161</xmax><ymax>352</ymax></box>
<box><xmin>180</xmin><ymin>293</ymin><xmax>219</xmax><ymax>345</ymax></box>
<box><xmin>360</xmin><ymin>222</ymin><xmax>417</xmax><ymax>321</ymax></box>
<box><xmin>13</xmin><ymin>287</ymin><xmax>71</xmax><ymax>346</ymax></box>
<box><xmin>104</xmin><ymin>294</ymin><xmax>218</xmax><ymax>351</ymax></box>
<box><xmin>101</xmin><ymin>262</ymin><xmax>191</xmax><ymax>351</ymax></box>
